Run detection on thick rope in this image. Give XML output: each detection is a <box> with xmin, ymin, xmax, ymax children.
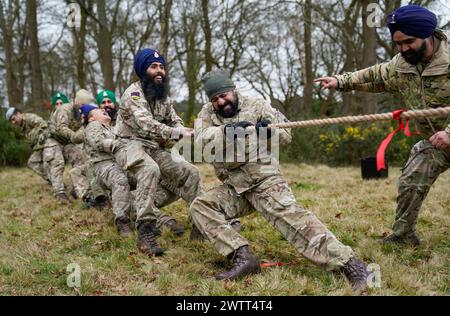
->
<box><xmin>269</xmin><ymin>106</ymin><xmax>450</xmax><ymax>129</ymax></box>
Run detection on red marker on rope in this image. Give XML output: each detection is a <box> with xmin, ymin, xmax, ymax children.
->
<box><xmin>376</xmin><ymin>109</ymin><xmax>416</xmax><ymax>171</ymax></box>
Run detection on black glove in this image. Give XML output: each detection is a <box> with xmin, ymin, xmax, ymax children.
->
<box><xmin>255</xmin><ymin>119</ymin><xmax>273</xmax><ymax>139</ymax></box>
<box><xmin>224</xmin><ymin>121</ymin><xmax>254</xmax><ymax>138</ymax></box>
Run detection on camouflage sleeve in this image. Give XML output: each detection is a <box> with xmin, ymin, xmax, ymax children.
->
<box><xmin>54</xmin><ymin>107</ymin><xmax>76</xmax><ymax>143</ymax></box>
<box><xmin>85</xmin><ymin>122</ymin><xmax>115</xmax><ymax>154</ymax></box>
<box><xmin>71</xmin><ymin>127</ymin><xmax>85</xmax><ymax>144</ymax></box>
<box><xmin>259</xmin><ymin>101</ymin><xmax>292</xmax><ymax>146</ymax></box>
<box><xmin>26</xmin><ymin>114</ymin><xmax>48</xmax><ymax>147</ymax></box>
<box><xmin>334</xmin><ymin>61</ymin><xmax>394</xmax><ymax>93</ymax></box>
<box><xmin>194</xmin><ymin>105</ymin><xmax>224</xmax><ymax>145</ymax></box>
<box><xmin>166</xmin><ymin>98</ymin><xmax>184</xmax><ymax>128</ymax></box>
<box><xmin>445</xmin><ymin>125</ymin><xmax>450</xmax><ymax>137</ymax></box>
<box><xmin>122</xmin><ymin>93</ymin><xmax>176</xmax><ymax>141</ymax></box>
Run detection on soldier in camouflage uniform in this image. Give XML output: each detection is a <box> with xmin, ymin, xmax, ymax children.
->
<box><xmin>46</xmin><ymin>90</ymin><xmax>95</xmax><ymax>206</ymax></box>
<box><xmin>316</xmin><ymin>5</ymin><xmax>450</xmax><ymax>246</ymax></box>
<box><xmin>81</xmin><ymin>105</ymin><xmax>134</xmax><ymax>236</ymax></box>
<box><xmin>94</xmin><ymin>91</ymin><xmax>183</xmax><ymax>235</ymax></box>
<box><xmin>114</xmin><ymin>48</ymin><xmax>204</xmax><ymax>255</ymax></box>
<box><xmin>6</xmin><ymin>108</ymin><xmax>49</xmax><ymax>182</ymax></box>
<box><xmin>189</xmin><ymin>69</ymin><xmax>369</xmax><ymax>293</ymax></box>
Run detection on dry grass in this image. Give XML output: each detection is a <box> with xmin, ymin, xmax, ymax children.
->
<box><xmin>0</xmin><ymin>163</ymin><xmax>448</xmax><ymax>296</ymax></box>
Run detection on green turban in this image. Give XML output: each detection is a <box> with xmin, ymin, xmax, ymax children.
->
<box><xmin>51</xmin><ymin>92</ymin><xmax>69</xmax><ymax>107</ymax></box>
<box><xmin>96</xmin><ymin>90</ymin><xmax>117</xmax><ymax>106</ymax></box>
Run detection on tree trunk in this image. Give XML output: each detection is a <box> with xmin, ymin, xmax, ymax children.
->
<box><xmin>72</xmin><ymin>0</ymin><xmax>90</xmax><ymax>89</ymax></box>
<box><xmin>303</xmin><ymin>0</ymin><xmax>313</xmax><ymax>114</ymax></box>
<box><xmin>341</xmin><ymin>0</ymin><xmax>359</xmax><ymax>115</ymax></box>
<box><xmin>159</xmin><ymin>0</ymin><xmax>172</xmax><ymax>58</ymax></box>
<box><xmin>95</xmin><ymin>0</ymin><xmax>114</xmax><ymax>90</ymax></box>
<box><xmin>0</xmin><ymin>0</ymin><xmax>22</xmax><ymax>106</ymax></box>
<box><xmin>27</xmin><ymin>0</ymin><xmax>45</xmax><ymax>113</ymax></box>
<box><xmin>201</xmin><ymin>0</ymin><xmax>213</xmax><ymax>72</ymax></box>
<box><xmin>360</xmin><ymin>0</ymin><xmax>378</xmax><ymax>114</ymax></box>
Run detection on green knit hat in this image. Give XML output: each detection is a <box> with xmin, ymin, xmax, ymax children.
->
<box><xmin>51</xmin><ymin>92</ymin><xmax>69</xmax><ymax>107</ymax></box>
<box><xmin>96</xmin><ymin>90</ymin><xmax>117</xmax><ymax>106</ymax></box>
<box><xmin>202</xmin><ymin>69</ymin><xmax>236</xmax><ymax>100</ymax></box>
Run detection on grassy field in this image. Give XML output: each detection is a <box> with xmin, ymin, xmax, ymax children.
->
<box><xmin>0</xmin><ymin>163</ymin><xmax>448</xmax><ymax>296</ymax></box>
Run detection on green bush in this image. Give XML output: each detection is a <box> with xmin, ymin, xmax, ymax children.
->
<box><xmin>280</xmin><ymin>121</ymin><xmax>420</xmax><ymax>167</ymax></box>
<box><xmin>0</xmin><ymin>113</ymin><xmax>32</xmax><ymax>167</ymax></box>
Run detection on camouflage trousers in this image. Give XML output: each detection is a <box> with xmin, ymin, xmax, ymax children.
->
<box><xmin>94</xmin><ymin>161</ymin><xmax>178</xmax><ymax>227</ymax></box>
<box><xmin>43</xmin><ymin>138</ymin><xmax>91</xmax><ymax>198</ymax></box>
<box><xmin>87</xmin><ymin>162</ymin><xmax>108</xmax><ymax>200</ymax></box>
<box><xmin>27</xmin><ymin>149</ymin><xmax>49</xmax><ymax>182</ymax></box>
<box><xmin>141</xmin><ymin>145</ymin><xmax>203</xmax><ymax>206</ymax></box>
<box><xmin>190</xmin><ymin>175</ymin><xmax>355</xmax><ymax>271</ymax></box>
<box><xmin>393</xmin><ymin>140</ymin><xmax>450</xmax><ymax>237</ymax></box>
<box><xmin>129</xmin><ymin>181</ymin><xmax>179</xmax><ymax>228</ymax></box>
<box><xmin>115</xmin><ymin>139</ymin><xmax>202</xmax><ymax>225</ymax></box>
<box><xmin>93</xmin><ymin>160</ymin><xmax>132</xmax><ymax>220</ymax></box>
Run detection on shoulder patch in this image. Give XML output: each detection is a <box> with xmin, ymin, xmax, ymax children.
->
<box><xmin>131</xmin><ymin>92</ymin><xmax>141</xmax><ymax>100</ymax></box>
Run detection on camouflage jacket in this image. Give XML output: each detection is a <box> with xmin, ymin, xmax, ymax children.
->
<box><xmin>48</xmin><ymin>102</ymin><xmax>85</xmax><ymax>145</ymax></box>
<box><xmin>19</xmin><ymin>113</ymin><xmax>48</xmax><ymax>151</ymax></box>
<box><xmin>84</xmin><ymin>121</ymin><xmax>117</xmax><ymax>163</ymax></box>
<box><xmin>196</xmin><ymin>92</ymin><xmax>292</xmax><ymax>194</ymax></box>
<box><xmin>115</xmin><ymin>81</ymin><xmax>184</xmax><ymax>150</ymax></box>
<box><xmin>335</xmin><ymin>29</ymin><xmax>450</xmax><ymax>139</ymax></box>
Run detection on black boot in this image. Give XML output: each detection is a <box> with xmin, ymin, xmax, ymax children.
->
<box><xmin>164</xmin><ymin>219</ymin><xmax>185</xmax><ymax>236</ymax></box>
<box><xmin>215</xmin><ymin>246</ymin><xmax>261</xmax><ymax>280</ymax></box>
<box><xmin>341</xmin><ymin>257</ymin><xmax>368</xmax><ymax>294</ymax></box>
<box><xmin>115</xmin><ymin>217</ymin><xmax>132</xmax><ymax>237</ymax></box>
<box><xmin>379</xmin><ymin>232</ymin><xmax>421</xmax><ymax>246</ymax></box>
<box><xmin>137</xmin><ymin>221</ymin><xmax>164</xmax><ymax>257</ymax></box>
<box><xmin>94</xmin><ymin>195</ymin><xmax>109</xmax><ymax>211</ymax></box>
<box><xmin>82</xmin><ymin>195</ymin><xmax>97</xmax><ymax>210</ymax></box>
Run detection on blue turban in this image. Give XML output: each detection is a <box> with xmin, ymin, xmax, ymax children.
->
<box><xmin>134</xmin><ymin>48</ymin><xmax>165</xmax><ymax>79</ymax></box>
<box><xmin>387</xmin><ymin>5</ymin><xmax>437</xmax><ymax>39</ymax></box>
<box><xmin>79</xmin><ymin>104</ymin><xmax>98</xmax><ymax>125</ymax></box>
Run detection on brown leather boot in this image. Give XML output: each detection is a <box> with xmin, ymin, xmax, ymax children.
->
<box><xmin>379</xmin><ymin>233</ymin><xmax>421</xmax><ymax>246</ymax></box>
<box><xmin>215</xmin><ymin>246</ymin><xmax>261</xmax><ymax>280</ymax></box>
<box><xmin>56</xmin><ymin>193</ymin><xmax>71</xmax><ymax>205</ymax></box>
<box><xmin>115</xmin><ymin>217</ymin><xmax>132</xmax><ymax>237</ymax></box>
<box><xmin>137</xmin><ymin>221</ymin><xmax>164</xmax><ymax>257</ymax></box>
<box><xmin>164</xmin><ymin>219</ymin><xmax>185</xmax><ymax>236</ymax></box>
<box><xmin>231</xmin><ymin>220</ymin><xmax>244</xmax><ymax>233</ymax></box>
<box><xmin>341</xmin><ymin>257</ymin><xmax>368</xmax><ymax>294</ymax></box>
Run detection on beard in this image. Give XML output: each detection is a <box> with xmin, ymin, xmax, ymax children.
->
<box><xmin>141</xmin><ymin>73</ymin><xmax>169</xmax><ymax>101</ymax></box>
<box><xmin>401</xmin><ymin>41</ymin><xmax>427</xmax><ymax>65</ymax></box>
<box><xmin>105</xmin><ymin>107</ymin><xmax>117</xmax><ymax>121</ymax></box>
<box><xmin>216</xmin><ymin>97</ymin><xmax>239</xmax><ymax>118</ymax></box>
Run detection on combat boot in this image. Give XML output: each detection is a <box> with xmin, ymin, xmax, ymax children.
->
<box><xmin>82</xmin><ymin>196</ymin><xmax>96</xmax><ymax>210</ymax></box>
<box><xmin>190</xmin><ymin>224</ymin><xmax>205</xmax><ymax>241</ymax></box>
<box><xmin>94</xmin><ymin>195</ymin><xmax>109</xmax><ymax>211</ymax></box>
<box><xmin>215</xmin><ymin>246</ymin><xmax>261</xmax><ymax>280</ymax></box>
<box><xmin>379</xmin><ymin>232</ymin><xmax>421</xmax><ymax>246</ymax></box>
<box><xmin>164</xmin><ymin>219</ymin><xmax>185</xmax><ymax>236</ymax></box>
<box><xmin>341</xmin><ymin>257</ymin><xmax>368</xmax><ymax>294</ymax></box>
<box><xmin>137</xmin><ymin>221</ymin><xmax>164</xmax><ymax>257</ymax></box>
<box><xmin>70</xmin><ymin>189</ymin><xmax>78</xmax><ymax>200</ymax></box>
<box><xmin>115</xmin><ymin>217</ymin><xmax>132</xmax><ymax>237</ymax></box>
<box><xmin>231</xmin><ymin>220</ymin><xmax>244</xmax><ymax>233</ymax></box>
<box><xmin>56</xmin><ymin>192</ymin><xmax>71</xmax><ymax>205</ymax></box>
